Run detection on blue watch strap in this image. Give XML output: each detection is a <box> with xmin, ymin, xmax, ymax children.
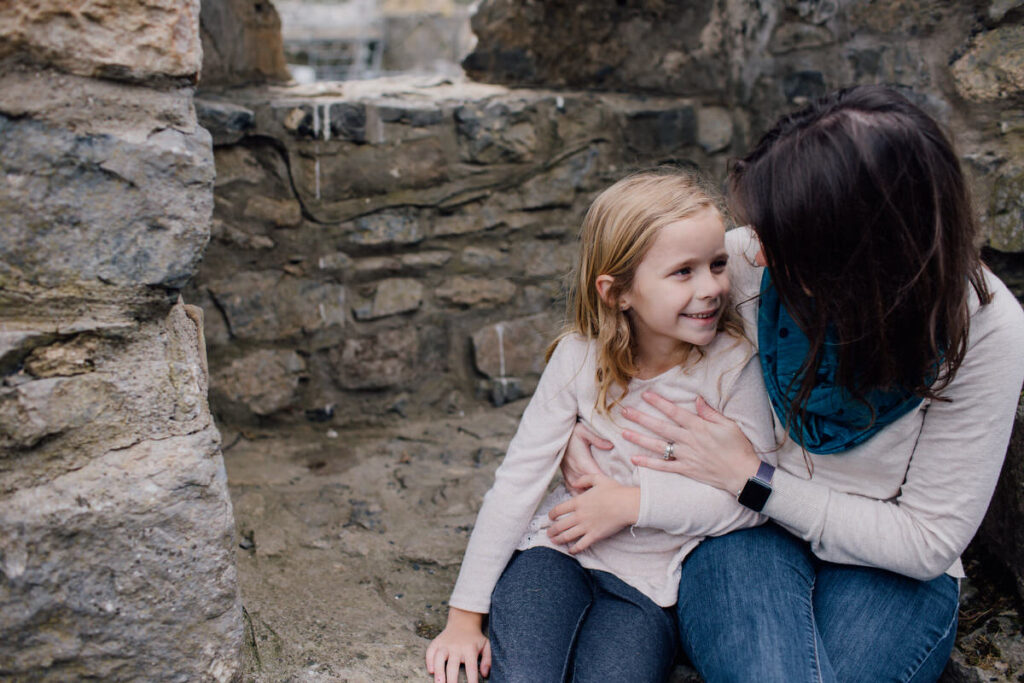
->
<box><xmin>755</xmin><ymin>461</ymin><xmax>775</xmax><ymax>485</ymax></box>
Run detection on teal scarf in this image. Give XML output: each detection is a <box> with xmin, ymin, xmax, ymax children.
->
<box><xmin>757</xmin><ymin>271</ymin><xmax>925</xmax><ymax>455</ymax></box>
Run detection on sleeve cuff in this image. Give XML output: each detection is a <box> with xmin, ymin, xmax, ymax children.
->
<box><xmin>761</xmin><ymin>468</ymin><xmax>830</xmax><ymax>543</ymax></box>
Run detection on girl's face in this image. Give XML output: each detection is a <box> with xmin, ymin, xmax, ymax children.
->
<box><xmin>620</xmin><ymin>207</ymin><xmax>730</xmax><ymax>360</ymax></box>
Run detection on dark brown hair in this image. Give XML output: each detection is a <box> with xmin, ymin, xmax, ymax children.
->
<box><xmin>729</xmin><ymin>85</ymin><xmax>991</xmax><ymax>434</ymax></box>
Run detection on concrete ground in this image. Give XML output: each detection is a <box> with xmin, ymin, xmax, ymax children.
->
<box><xmin>222</xmin><ymin>402</ymin><xmax>1022</xmax><ymax>683</ymax></box>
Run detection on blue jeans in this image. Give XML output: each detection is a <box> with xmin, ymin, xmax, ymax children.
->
<box><xmin>488</xmin><ymin>547</ymin><xmax>677</xmax><ymax>683</ymax></box>
<box><xmin>677</xmin><ymin>524</ymin><xmax>960</xmax><ymax>683</ymax></box>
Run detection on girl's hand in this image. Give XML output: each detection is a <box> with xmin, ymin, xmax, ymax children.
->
<box><xmin>560</xmin><ymin>422</ymin><xmax>613</xmax><ymax>493</ymax></box>
<box><xmin>623</xmin><ymin>393</ymin><xmax>761</xmax><ymax>495</ymax></box>
<box><xmin>546</xmin><ymin>473</ymin><xmax>640</xmax><ymax>553</ymax></box>
<box><xmin>425</xmin><ymin>607</ymin><xmax>491</xmax><ymax>683</ymax></box>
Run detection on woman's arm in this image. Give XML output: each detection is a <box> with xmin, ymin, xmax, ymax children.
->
<box><xmin>629</xmin><ymin>282</ymin><xmax>1024</xmax><ymax>580</ymax></box>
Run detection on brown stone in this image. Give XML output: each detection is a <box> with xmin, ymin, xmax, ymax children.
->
<box><xmin>243</xmin><ymin>195</ymin><xmax>303</xmax><ymax>227</ymax></box>
<box><xmin>330</xmin><ymin>328</ymin><xmax>420</xmax><ymax>390</ymax></box>
<box><xmin>199</xmin><ymin>0</ymin><xmax>290</xmax><ymax>86</ymax></box>
<box><xmin>353</xmin><ymin>279</ymin><xmax>424</xmax><ymax>320</ymax></box>
<box><xmin>520</xmin><ymin>240</ymin><xmax>576</xmax><ymax>278</ymax></box>
<box><xmin>471</xmin><ymin>313</ymin><xmax>559</xmax><ymax>379</ymax></box>
<box><xmin>0</xmin><ymin>0</ymin><xmax>202</xmax><ymax>82</ymax></box>
<box><xmin>952</xmin><ymin>26</ymin><xmax>1024</xmax><ymax>102</ymax></box>
<box><xmin>212</xmin><ymin>349</ymin><xmax>306</xmax><ymax>416</ymax></box>
<box><xmin>436</xmin><ymin>277</ymin><xmax>517</xmax><ymax>307</ymax></box>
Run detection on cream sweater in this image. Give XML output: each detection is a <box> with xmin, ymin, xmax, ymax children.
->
<box><xmin>449</xmin><ymin>332</ymin><xmax>776</xmax><ymax>612</ymax></box>
<box><xmin>642</xmin><ymin>227</ymin><xmax>1024</xmax><ymax>581</ymax></box>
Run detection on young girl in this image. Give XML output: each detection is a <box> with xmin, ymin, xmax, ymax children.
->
<box><xmin>425</xmin><ymin>169</ymin><xmax>774</xmax><ymax>683</ymax></box>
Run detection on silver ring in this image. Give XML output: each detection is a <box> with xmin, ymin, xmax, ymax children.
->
<box><xmin>662</xmin><ymin>441</ymin><xmax>675</xmax><ymax>461</ymax></box>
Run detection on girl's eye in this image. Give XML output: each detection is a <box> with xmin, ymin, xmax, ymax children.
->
<box><xmin>674</xmin><ymin>267</ymin><xmax>691</xmax><ymax>277</ymax></box>
<box><xmin>711</xmin><ymin>259</ymin><xmax>728</xmax><ymax>272</ymax></box>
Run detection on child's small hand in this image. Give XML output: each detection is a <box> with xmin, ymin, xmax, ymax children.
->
<box><xmin>426</xmin><ymin>607</ymin><xmax>491</xmax><ymax>683</ymax></box>
<box><xmin>561</xmin><ymin>422</ymin><xmax>613</xmax><ymax>494</ymax></box>
<box><xmin>546</xmin><ymin>474</ymin><xmax>640</xmax><ymax>553</ymax></box>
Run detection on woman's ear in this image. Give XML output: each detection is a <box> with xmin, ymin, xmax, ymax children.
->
<box><xmin>596</xmin><ymin>274</ymin><xmax>628</xmax><ymax>311</ymax></box>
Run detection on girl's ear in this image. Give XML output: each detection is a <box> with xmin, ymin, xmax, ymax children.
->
<box><xmin>596</xmin><ymin>274</ymin><xmax>628</xmax><ymax>311</ymax></box>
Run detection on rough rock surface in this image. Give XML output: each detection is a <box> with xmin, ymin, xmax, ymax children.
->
<box><xmin>0</xmin><ymin>0</ymin><xmax>202</xmax><ymax>82</ymax></box>
<box><xmin>977</xmin><ymin>402</ymin><xmax>1024</xmax><ymax>599</ymax></box>
<box><xmin>224</xmin><ymin>410</ymin><xmax>1023</xmax><ymax>682</ymax></box>
<box><xmin>199</xmin><ymin>0</ymin><xmax>290</xmax><ymax>86</ymax></box>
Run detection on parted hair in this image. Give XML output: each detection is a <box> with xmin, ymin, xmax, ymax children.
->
<box><xmin>549</xmin><ymin>167</ymin><xmax>744</xmax><ymax>415</ymax></box>
<box><xmin>729</xmin><ymin>85</ymin><xmax>991</xmax><ymax>435</ymax></box>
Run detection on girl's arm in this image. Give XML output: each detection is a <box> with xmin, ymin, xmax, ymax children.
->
<box><xmin>425</xmin><ymin>608</ymin><xmax>490</xmax><ymax>683</ymax></box>
<box><xmin>629</xmin><ymin>278</ymin><xmax>1024</xmax><ymax>580</ymax></box>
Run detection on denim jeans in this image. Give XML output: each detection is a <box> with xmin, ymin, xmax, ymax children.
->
<box><xmin>677</xmin><ymin>524</ymin><xmax>960</xmax><ymax>683</ymax></box>
<box><xmin>488</xmin><ymin>547</ymin><xmax>677</xmax><ymax>683</ymax></box>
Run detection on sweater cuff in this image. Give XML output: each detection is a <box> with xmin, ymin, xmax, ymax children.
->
<box><xmin>636</xmin><ymin>467</ymin><xmax>677</xmax><ymax>531</ymax></box>
<box><xmin>760</xmin><ymin>468</ymin><xmax>829</xmax><ymax>541</ymax></box>
<box><xmin>447</xmin><ymin>588</ymin><xmax>490</xmax><ymax>616</ymax></box>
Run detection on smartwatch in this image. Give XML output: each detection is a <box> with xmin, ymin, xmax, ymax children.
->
<box><xmin>737</xmin><ymin>461</ymin><xmax>775</xmax><ymax>512</ymax></box>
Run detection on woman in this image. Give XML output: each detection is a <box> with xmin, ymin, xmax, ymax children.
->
<box><xmin>555</xmin><ymin>85</ymin><xmax>1024</xmax><ymax>681</ymax></box>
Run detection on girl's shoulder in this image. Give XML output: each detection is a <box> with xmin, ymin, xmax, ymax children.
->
<box><xmin>547</xmin><ymin>332</ymin><xmax>599</xmax><ymax>374</ymax></box>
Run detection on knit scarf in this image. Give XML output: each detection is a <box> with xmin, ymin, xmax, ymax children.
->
<box><xmin>757</xmin><ymin>271</ymin><xmax>925</xmax><ymax>455</ymax></box>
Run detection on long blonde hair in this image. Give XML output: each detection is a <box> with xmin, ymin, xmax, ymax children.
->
<box><xmin>549</xmin><ymin>167</ymin><xmax>745</xmax><ymax>414</ymax></box>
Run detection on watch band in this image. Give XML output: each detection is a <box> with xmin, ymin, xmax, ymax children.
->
<box><xmin>737</xmin><ymin>461</ymin><xmax>775</xmax><ymax>512</ymax></box>
<box><xmin>755</xmin><ymin>461</ymin><xmax>775</xmax><ymax>484</ymax></box>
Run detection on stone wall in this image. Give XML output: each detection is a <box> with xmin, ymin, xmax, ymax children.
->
<box><xmin>190</xmin><ymin>77</ymin><xmax>741</xmax><ymax>428</ymax></box>
<box><xmin>0</xmin><ymin>1</ymin><xmax>242</xmax><ymax>679</ymax></box>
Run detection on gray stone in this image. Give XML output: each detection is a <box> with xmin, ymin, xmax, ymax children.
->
<box><xmin>520</xmin><ymin>241</ymin><xmax>576</xmax><ymax>278</ymax></box>
<box><xmin>0</xmin><ymin>114</ymin><xmax>214</xmax><ymax>291</ymax></box>
<box><xmin>987</xmin><ymin>167</ymin><xmax>1024</xmax><ymax>252</ymax></box>
<box><xmin>952</xmin><ymin>26</ymin><xmax>1024</xmax><ymax>102</ymax></box>
<box><xmin>348</xmin><ymin>209</ymin><xmax>428</xmax><ymax>247</ymax></box>
<box><xmin>213</xmin><ymin>146</ymin><xmax>265</xmax><ymax>187</ymax></box>
<box><xmin>196</xmin><ymin>97</ymin><xmax>255</xmax><ymax>146</ymax></box>
<box><xmin>436</xmin><ymin>277</ymin><xmax>517</xmax><ymax>307</ymax></box>
<box><xmin>461</xmin><ymin>246</ymin><xmax>508</xmax><ymax>269</ymax></box>
<box><xmin>697</xmin><ymin>106</ymin><xmax>734</xmax><ymax>154</ymax></box>
<box><xmin>208</xmin><ymin>271</ymin><xmax>346</xmax><ymax>341</ymax></box>
<box><xmin>0</xmin><ymin>0</ymin><xmax>202</xmax><ymax>82</ymax></box>
<box><xmin>400</xmin><ymin>251</ymin><xmax>453</xmax><ymax>269</ymax></box>
<box><xmin>978</xmin><ymin>401</ymin><xmax>1024</xmax><ymax>599</ymax></box>
<box><xmin>213</xmin><ymin>349</ymin><xmax>307</xmax><ymax>416</ymax></box>
<box><xmin>455</xmin><ymin>100</ymin><xmax>538</xmax><ymax>163</ymax></box>
<box><xmin>318</xmin><ymin>251</ymin><xmax>355</xmax><ymax>273</ymax></box>
<box><xmin>211</xmin><ymin>219</ymin><xmax>276</xmax><ymax>251</ymax></box>
<box><xmin>353</xmin><ymin>279</ymin><xmax>424</xmax><ymax>320</ymax></box>
<box><xmin>471</xmin><ymin>313</ymin><xmax>559</xmax><ymax>379</ymax></box>
<box><xmin>330</xmin><ymin>328</ymin><xmax>420</xmax><ymax>390</ymax></box>
<box><xmin>623</xmin><ymin>107</ymin><xmax>697</xmax><ymax>155</ymax></box>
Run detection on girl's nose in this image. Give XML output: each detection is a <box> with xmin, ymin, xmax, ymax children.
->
<box><xmin>697</xmin><ymin>270</ymin><xmax>724</xmax><ymax>300</ymax></box>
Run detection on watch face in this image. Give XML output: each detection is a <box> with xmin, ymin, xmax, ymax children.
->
<box><xmin>738</xmin><ymin>478</ymin><xmax>772</xmax><ymax>512</ymax></box>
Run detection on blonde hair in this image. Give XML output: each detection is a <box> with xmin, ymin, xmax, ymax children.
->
<box><xmin>549</xmin><ymin>167</ymin><xmax>745</xmax><ymax>415</ymax></box>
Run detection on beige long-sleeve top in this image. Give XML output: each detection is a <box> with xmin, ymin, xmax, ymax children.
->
<box><xmin>449</xmin><ymin>332</ymin><xmax>776</xmax><ymax>612</ymax></box>
<box><xmin>642</xmin><ymin>227</ymin><xmax>1024</xmax><ymax>581</ymax></box>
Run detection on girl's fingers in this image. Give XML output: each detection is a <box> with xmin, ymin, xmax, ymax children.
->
<box><xmin>641</xmin><ymin>391</ymin><xmax>702</xmax><ymax>429</ymax></box>
<box><xmin>464</xmin><ymin>649</ymin><xmax>478</xmax><ymax>683</ymax></box>
<box><xmin>549</xmin><ymin>522</ymin><xmax>585</xmax><ymax>545</ymax></box>
<box><xmin>445</xmin><ymin>653</ymin><xmax>460</xmax><ymax>683</ymax></box>
<box><xmin>549</xmin><ymin>499</ymin><xmax>574</xmax><ymax>520</ymax></box>
<box><xmin>432</xmin><ymin>649</ymin><xmax>447</xmax><ymax>682</ymax></box>
<box><xmin>481</xmin><ymin>639</ymin><xmax>492</xmax><ymax>676</ymax></box>
<box><xmin>570</xmin><ymin>533</ymin><xmax>595</xmax><ymax>554</ymax></box>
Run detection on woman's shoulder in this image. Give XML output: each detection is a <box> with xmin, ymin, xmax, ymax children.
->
<box><xmin>969</xmin><ymin>270</ymin><xmax>1024</xmax><ymax>345</ymax></box>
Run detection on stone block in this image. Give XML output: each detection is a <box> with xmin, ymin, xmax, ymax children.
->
<box><xmin>461</xmin><ymin>247</ymin><xmax>509</xmax><ymax>269</ymax></box>
<box><xmin>623</xmin><ymin>107</ymin><xmax>697</xmax><ymax>155</ymax></box>
<box><xmin>770</xmin><ymin>22</ymin><xmax>835</xmax><ymax>54</ymax></box>
<box><xmin>243</xmin><ymin>195</ymin><xmax>303</xmax><ymax>227</ymax></box>
<box><xmin>318</xmin><ymin>251</ymin><xmax>356</xmax><ymax>273</ymax></box>
<box><xmin>199</xmin><ymin>0</ymin><xmax>289</xmax><ymax>86</ymax></box>
<box><xmin>353</xmin><ymin>279</ymin><xmax>424</xmax><ymax>320</ymax></box>
<box><xmin>347</xmin><ymin>208</ymin><xmax>429</xmax><ymax>247</ymax></box>
<box><xmin>208</xmin><ymin>271</ymin><xmax>346</xmax><ymax>341</ymax></box>
<box><xmin>291</xmin><ymin>137</ymin><xmax>448</xmax><ymax>203</ymax></box>
<box><xmin>436</xmin><ymin>277</ymin><xmax>517</xmax><ymax>307</ymax></box>
<box><xmin>987</xmin><ymin>167</ymin><xmax>1024</xmax><ymax>252</ymax></box>
<box><xmin>400</xmin><ymin>251</ymin><xmax>453</xmax><ymax>269</ymax></box>
<box><xmin>212</xmin><ymin>349</ymin><xmax>307</xmax><ymax>416</ymax></box>
<box><xmin>197</xmin><ymin>98</ymin><xmax>256</xmax><ymax>146</ymax></box>
<box><xmin>455</xmin><ymin>101</ymin><xmax>538</xmax><ymax>163</ymax></box>
<box><xmin>330</xmin><ymin>328</ymin><xmax>420</xmax><ymax>390</ymax></box>
<box><xmin>0</xmin><ymin>114</ymin><xmax>213</xmax><ymax>291</ymax></box>
<box><xmin>520</xmin><ymin>241</ymin><xmax>577</xmax><ymax>278</ymax></box>
<box><xmin>952</xmin><ymin>26</ymin><xmax>1024</xmax><ymax>102</ymax></box>
<box><xmin>697</xmin><ymin>106</ymin><xmax>734</xmax><ymax>154</ymax></box>
<box><xmin>0</xmin><ymin>0</ymin><xmax>202</xmax><ymax>82</ymax></box>
<box><xmin>213</xmin><ymin>146</ymin><xmax>265</xmax><ymax>187</ymax></box>
<box><xmin>471</xmin><ymin>313</ymin><xmax>559</xmax><ymax>380</ymax></box>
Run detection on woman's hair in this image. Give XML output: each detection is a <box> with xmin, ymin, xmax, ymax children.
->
<box><xmin>551</xmin><ymin>167</ymin><xmax>744</xmax><ymax>415</ymax></box>
<box><xmin>728</xmin><ymin>85</ymin><xmax>991</xmax><ymax>435</ymax></box>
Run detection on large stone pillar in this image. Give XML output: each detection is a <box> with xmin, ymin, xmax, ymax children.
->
<box><xmin>0</xmin><ymin>1</ymin><xmax>242</xmax><ymax>679</ymax></box>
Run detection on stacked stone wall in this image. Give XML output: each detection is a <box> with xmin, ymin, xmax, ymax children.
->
<box><xmin>190</xmin><ymin>79</ymin><xmax>742</xmax><ymax>428</ymax></box>
<box><xmin>0</xmin><ymin>1</ymin><xmax>242</xmax><ymax>679</ymax></box>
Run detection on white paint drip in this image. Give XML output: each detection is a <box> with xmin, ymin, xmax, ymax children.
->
<box><xmin>314</xmin><ymin>154</ymin><xmax>321</xmax><ymax>201</ymax></box>
<box><xmin>323</xmin><ymin>103</ymin><xmax>331</xmax><ymax>141</ymax></box>
<box><xmin>312</xmin><ymin>104</ymin><xmax>320</xmax><ymax>138</ymax></box>
<box><xmin>496</xmin><ymin>323</ymin><xmax>506</xmax><ymax>377</ymax></box>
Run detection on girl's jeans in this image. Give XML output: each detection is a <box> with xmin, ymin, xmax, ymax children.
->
<box><xmin>488</xmin><ymin>547</ymin><xmax>677</xmax><ymax>683</ymax></box>
<box><xmin>677</xmin><ymin>523</ymin><xmax>960</xmax><ymax>683</ymax></box>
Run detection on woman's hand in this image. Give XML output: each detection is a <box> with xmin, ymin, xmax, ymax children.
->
<box><xmin>547</xmin><ymin>473</ymin><xmax>640</xmax><ymax>553</ymax></box>
<box><xmin>623</xmin><ymin>393</ymin><xmax>761</xmax><ymax>495</ymax></box>
<box><xmin>560</xmin><ymin>422</ymin><xmax>613</xmax><ymax>494</ymax></box>
<box><xmin>425</xmin><ymin>607</ymin><xmax>491</xmax><ymax>683</ymax></box>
